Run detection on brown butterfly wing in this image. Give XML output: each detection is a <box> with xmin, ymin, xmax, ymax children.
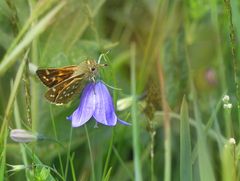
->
<box><xmin>45</xmin><ymin>74</ymin><xmax>86</xmax><ymax>104</ymax></box>
<box><xmin>36</xmin><ymin>66</ymin><xmax>79</xmax><ymax>88</ymax></box>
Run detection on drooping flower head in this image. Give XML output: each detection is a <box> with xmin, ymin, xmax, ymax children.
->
<box><xmin>67</xmin><ymin>81</ymin><xmax>130</xmax><ymax>127</ymax></box>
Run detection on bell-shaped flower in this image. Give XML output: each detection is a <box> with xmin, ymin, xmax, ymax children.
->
<box><xmin>67</xmin><ymin>81</ymin><xmax>130</xmax><ymax>127</ymax></box>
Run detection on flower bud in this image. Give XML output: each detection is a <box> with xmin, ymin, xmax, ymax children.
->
<box><xmin>7</xmin><ymin>164</ymin><xmax>28</xmax><ymax>172</ymax></box>
<box><xmin>117</xmin><ymin>97</ymin><xmax>133</xmax><ymax>111</ymax></box>
<box><xmin>10</xmin><ymin>129</ymin><xmax>37</xmax><ymax>143</ymax></box>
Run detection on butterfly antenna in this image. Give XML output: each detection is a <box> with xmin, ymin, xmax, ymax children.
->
<box><xmin>97</xmin><ymin>51</ymin><xmax>110</xmax><ymax>64</ymax></box>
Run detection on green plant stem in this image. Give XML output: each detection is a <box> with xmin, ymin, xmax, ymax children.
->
<box><xmin>131</xmin><ymin>43</ymin><xmax>142</xmax><ymax>181</ymax></box>
<box><xmin>157</xmin><ymin>59</ymin><xmax>171</xmax><ymax>181</ymax></box>
<box><xmin>224</xmin><ymin>0</ymin><xmax>240</xmax><ymax>135</ymax></box>
<box><xmin>84</xmin><ymin>125</ymin><xmax>96</xmax><ymax>181</ymax></box>
<box><xmin>49</xmin><ymin>105</ymin><xmax>64</xmax><ymax>177</ymax></box>
<box><xmin>13</xmin><ymin>99</ymin><xmax>30</xmax><ymax>181</ymax></box>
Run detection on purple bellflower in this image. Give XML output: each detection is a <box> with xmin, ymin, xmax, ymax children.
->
<box><xmin>67</xmin><ymin>81</ymin><xmax>130</xmax><ymax>127</ymax></box>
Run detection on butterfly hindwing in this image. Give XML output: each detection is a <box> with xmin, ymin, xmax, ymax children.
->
<box><xmin>36</xmin><ymin>66</ymin><xmax>79</xmax><ymax>88</ymax></box>
<box><xmin>44</xmin><ymin>75</ymin><xmax>85</xmax><ymax>104</ymax></box>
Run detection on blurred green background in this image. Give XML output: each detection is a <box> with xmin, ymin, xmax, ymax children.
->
<box><xmin>0</xmin><ymin>0</ymin><xmax>240</xmax><ymax>180</ymax></box>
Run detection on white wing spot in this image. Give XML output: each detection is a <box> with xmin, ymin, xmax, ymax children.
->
<box><xmin>43</xmin><ymin>76</ymin><xmax>48</xmax><ymax>81</ymax></box>
<box><xmin>46</xmin><ymin>70</ymin><xmax>50</xmax><ymax>75</ymax></box>
<box><xmin>50</xmin><ymin>94</ymin><xmax>55</xmax><ymax>98</ymax></box>
<box><xmin>52</xmin><ymin>88</ymin><xmax>56</xmax><ymax>92</ymax></box>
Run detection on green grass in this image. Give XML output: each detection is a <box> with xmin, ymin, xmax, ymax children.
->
<box><xmin>1</xmin><ymin>0</ymin><xmax>240</xmax><ymax>180</ymax></box>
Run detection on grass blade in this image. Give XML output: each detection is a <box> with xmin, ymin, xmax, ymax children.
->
<box><xmin>0</xmin><ymin>1</ymin><xmax>65</xmax><ymax>75</ymax></box>
<box><xmin>131</xmin><ymin>43</ymin><xmax>142</xmax><ymax>181</ymax></box>
<box><xmin>180</xmin><ymin>96</ymin><xmax>192</xmax><ymax>181</ymax></box>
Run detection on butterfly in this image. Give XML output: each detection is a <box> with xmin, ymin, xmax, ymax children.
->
<box><xmin>36</xmin><ymin>60</ymin><xmax>107</xmax><ymax>105</ymax></box>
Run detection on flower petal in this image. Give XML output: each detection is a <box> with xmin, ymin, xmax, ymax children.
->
<box><xmin>93</xmin><ymin>82</ymin><xmax>117</xmax><ymax>126</ymax></box>
<box><xmin>67</xmin><ymin>83</ymin><xmax>95</xmax><ymax>127</ymax></box>
<box><xmin>117</xmin><ymin>119</ymin><xmax>131</xmax><ymax>126</ymax></box>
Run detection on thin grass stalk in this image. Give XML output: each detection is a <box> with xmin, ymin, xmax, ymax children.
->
<box><xmin>28</xmin><ymin>0</ymin><xmax>39</xmax><ymax>132</ymax></box>
<box><xmin>157</xmin><ymin>59</ymin><xmax>171</xmax><ymax>181</ymax></box>
<box><xmin>150</xmin><ymin>123</ymin><xmax>156</xmax><ymax>181</ymax></box>
<box><xmin>131</xmin><ymin>43</ymin><xmax>142</xmax><ymax>181</ymax></box>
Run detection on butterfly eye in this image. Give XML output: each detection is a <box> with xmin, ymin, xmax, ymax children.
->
<box><xmin>91</xmin><ymin>67</ymin><xmax>96</xmax><ymax>71</ymax></box>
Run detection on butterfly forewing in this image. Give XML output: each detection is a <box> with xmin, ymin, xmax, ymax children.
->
<box><xmin>36</xmin><ymin>66</ymin><xmax>79</xmax><ymax>88</ymax></box>
<box><xmin>37</xmin><ymin>60</ymin><xmax>104</xmax><ymax>105</ymax></box>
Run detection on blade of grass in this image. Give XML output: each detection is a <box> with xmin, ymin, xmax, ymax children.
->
<box><xmin>131</xmin><ymin>43</ymin><xmax>142</xmax><ymax>181</ymax></box>
<box><xmin>0</xmin><ymin>1</ymin><xmax>65</xmax><ymax>75</ymax></box>
<box><xmin>224</xmin><ymin>0</ymin><xmax>240</xmax><ymax>134</ymax></box>
<box><xmin>103</xmin><ymin>167</ymin><xmax>112</xmax><ymax>181</ymax></box>
<box><xmin>70</xmin><ymin>153</ymin><xmax>76</xmax><ymax>181</ymax></box>
<box><xmin>102</xmin><ymin>129</ymin><xmax>114</xmax><ymax>181</ymax></box>
<box><xmin>185</xmin><ymin>45</ymin><xmax>216</xmax><ymax>181</ymax></box>
<box><xmin>0</xmin><ymin>127</ymin><xmax>7</xmax><ymax>180</ymax></box>
<box><xmin>180</xmin><ymin>96</ymin><xmax>192</xmax><ymax>181</ymax></box>
<box><xmin>112</xmin><ymin>146</ymin><xmax>134</xmax><ymax>180</ymax></box>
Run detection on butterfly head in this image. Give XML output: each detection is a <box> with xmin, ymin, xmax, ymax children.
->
<box><xmin>86</xmin><ymin>60</ymin><xmax>107</xmax><ymax>76</ymax></box>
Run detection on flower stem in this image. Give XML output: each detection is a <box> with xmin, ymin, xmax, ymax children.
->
<box><xmin>64</xmin><ymin>126</ymin><xmax>73</xmax><ymax>180</ymax></box>
<box><xmin>84</xmin><ymin>125</ymin><xmax>96</xmax><ymax>181</ymax></box>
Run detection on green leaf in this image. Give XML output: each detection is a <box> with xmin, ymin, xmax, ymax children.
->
<box><xmin>180</xmin><ymin>96</ymin><xmax>192</xmax><ymax>181</ymax></box>
<box><xmin>103</xmin><ymin>167</ymin><xmax>112</xmax><ymax>181</ymax></box>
